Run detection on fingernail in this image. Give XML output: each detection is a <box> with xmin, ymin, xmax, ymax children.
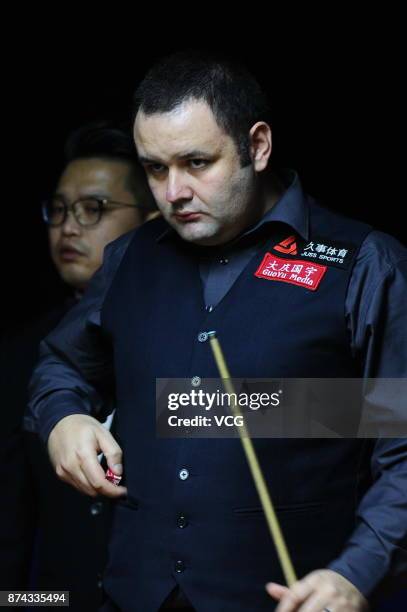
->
<box><xmin>113</xmin><ymin>463</ymin><xmax>123</xmax><ymax>475</ymax></box>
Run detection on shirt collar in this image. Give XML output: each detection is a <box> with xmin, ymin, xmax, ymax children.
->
<box><xmin>156</xmin><ymin>169</ymin><xmax>309</xmax><ymax>244</ymax></box>
<box><xmin>243</xmin><ymin>169</ymin><xmax>309</xmax><ymax>241</ymax></box>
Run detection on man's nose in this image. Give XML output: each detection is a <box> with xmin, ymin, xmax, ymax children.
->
<box><xmin>166</xmin><ymin>170</ymin><xmax>193</xmax><ymax>204</ymax></box>
<box><xmin>61</xmin><ymin>209</ymin><xmax>81</xmax><ymax>235</ymax></box>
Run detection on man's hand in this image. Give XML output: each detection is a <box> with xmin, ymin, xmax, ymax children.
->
<box><xmin>266</xmin><ymin>569</ymin><xmax>369</xmax><ymax>611</ymax></box>
<box><xmin>47</xmin><ymin>414</ymin><xmax>127</xmax><ymax>498</ymax></box>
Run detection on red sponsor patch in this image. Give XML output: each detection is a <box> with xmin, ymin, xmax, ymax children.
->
<box><xmin>254</xmin><ymin>253</ymin><xmax>327</xmax><ymax>291</ymax></box>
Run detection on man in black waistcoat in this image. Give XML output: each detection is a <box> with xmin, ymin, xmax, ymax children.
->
<box><xmin>27</xmin><ymin>53</ymin><xmax>407</xmax><ymax>612</ymax></box>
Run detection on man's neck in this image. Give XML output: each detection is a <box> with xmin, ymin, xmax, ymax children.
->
<box><xmin>260</xmin><ymin>171</ymin><xmax>286</xmax><ymax>217</ymax></box>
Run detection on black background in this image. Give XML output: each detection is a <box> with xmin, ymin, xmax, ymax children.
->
<box><xmin>3</xmin><ymin>22</ymin><xmax>404</xmax><ymax>336</ymax></box>
<box><xmin>2</xmin><ymin>16</ymin><xmax>406</xmax><ymax>609</ymax></box>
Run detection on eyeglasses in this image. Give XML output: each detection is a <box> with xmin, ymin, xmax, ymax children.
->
<box><xmin>42</xmin><ymin>196</ymin><xmax>149</xmax><ymax>227</ymax></box>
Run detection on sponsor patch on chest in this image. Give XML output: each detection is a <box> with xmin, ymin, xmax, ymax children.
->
<box><xmin>271</xmin><ymin>235</ymin><xmax>357</xmax><ymax>269</ymax></box>
<box><xmin>254</xmin><ymin>253</ymin><xmax>327</xmax><ymax>291</ymax></box>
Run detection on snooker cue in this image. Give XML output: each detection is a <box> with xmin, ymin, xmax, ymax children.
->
<box><xmin>208</xmin><ymin>331</ymin><xmax>297</xmax><ymax>587</ymax></box>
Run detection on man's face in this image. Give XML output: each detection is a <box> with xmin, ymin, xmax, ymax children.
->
<box><xmin>134</xmin><ymin>100</ymin><xmax>260</xmax><ymax>246</ymax></box>
<box><xmin>49</xmin><ymin>158</ymin><xmax>143</xmax><ymax>290</ymax></box>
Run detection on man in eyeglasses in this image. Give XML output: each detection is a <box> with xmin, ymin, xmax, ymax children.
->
<box><xmin>0</xmin><ymin>121</ymin><xmax>155</xmax><ymax>610</ymax></box>
<box><xmin>44</xmin><ymin>123</ymin><xmax>154</xmax><ymax>294</ymax></box>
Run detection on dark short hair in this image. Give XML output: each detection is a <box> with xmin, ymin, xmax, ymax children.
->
<box><xmin>63</xmin><ymin>120</ymin><xmax>156</xmax><ymax>211</ymax></box>
<box><xmin>133</xmin><ymin>51</ymin><xmax>272</xmax><ymax>166</ymax></box>
<box><xmin>64</xmin><ymin>120</ymin><xmax>137</xmax><ymax>165</ymax></box>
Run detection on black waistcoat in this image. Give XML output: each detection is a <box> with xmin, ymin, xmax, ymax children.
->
<box><xmin>101</xmin><ymin>200</ymin><xmax>372</xmax><ymax>612</ymax></box>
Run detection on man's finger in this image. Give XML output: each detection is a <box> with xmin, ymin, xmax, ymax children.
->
<box><xmin>80</xmin><ymin>452</ymin><xmax>126</xmax><ymax>498</ymax></box>
<box><xmin>275</xmin><ymin>578</ymin><xmax>316</xmax><ymax>612</ymax></box>
<box><xmin>92</xmin><ymin>426</ymin><xmax>123</xmax><ymax>473</ymax></box>
<box><xmin>80</xmin><ymin>449</ymin><xmax>110</xmax><ymax>486</ymax></box>
<box><xmin>103</xmin><ymin>448</ymin><xmax>123</xmax><ymax>475</ymax></box>
<box><xmin>71</xmin><ymin>465</ymin><xmax>101</xmax><ymax>497</ymax></box>
<box><xmin>73</xmin><ymin>462</ymin><xmax>127</xmax><ymax>498</ymax></box>
<box><xmin>57</xmin><ymin>464</ymin><xmax>98</xmax><ymax>497</ymax></box>
<box><xmin>100</xmin><ymin>482</ymin><xmax>128</xmax><ymax>498</ymax></box>
<box><xmin>266</xmin><ymin>582</ymin><xmax>290</xmax><ymax>600</ymax></box>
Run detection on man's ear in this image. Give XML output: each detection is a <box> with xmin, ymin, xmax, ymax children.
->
<box><xmin>249</xmin><ymin>122</ymin><xmax>272</xmax><ymax>172</ymax></box>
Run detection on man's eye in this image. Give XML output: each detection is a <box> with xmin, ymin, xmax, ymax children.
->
<box><xmin>78</xmin><ymin>201</ymin><xmax>100</xmax><ymax>217</ymax></box>
<box><xmin>83</xmin><ymin>203</ymin><xmax>99</xmax><ymax>213</ymax></box>
<box><xmin>189</xmin><ymin>159</ymin><xmax>208</xmax><ymax>169</ymax></box>
<box><xmin>51</xmin><ymin>204</ymin><xmax>65</xmax><ymax>213</ymax></box>
<box><xmin>148</xmin><ymin>163</ymin><xmax>166</xmax><ymax>174</ymax></box>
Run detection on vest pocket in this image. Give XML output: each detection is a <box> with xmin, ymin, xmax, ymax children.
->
<box><xmin>116</xmin><ymin>495</ymin><xmax>139</xmax><ymax>510</ymax></box>
<box><xmin>233</xmin><ymin>501</ymin><xmax>325</xmax><ymax>516</ymax></box>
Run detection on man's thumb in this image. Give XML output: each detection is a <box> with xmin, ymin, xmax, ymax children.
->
<box><xmin>98</xmin><ymin>431</ymin><xmax>123</xmax><ymax>475</ymax></box>
<box><xmin>110</xmin><ymin>462</ymin><xmax>123</xmax><ymax>475</ymax></box>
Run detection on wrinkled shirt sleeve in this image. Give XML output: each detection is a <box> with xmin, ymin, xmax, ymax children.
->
<box><xmin>328</xmin><ymin>231</ymin><xmax>407</xmax><ymax>595</ymax></box>
<box><xmin>24</xmin><ymin>231</ymin><xmax>133</xmax><ymax>444</ymax></box>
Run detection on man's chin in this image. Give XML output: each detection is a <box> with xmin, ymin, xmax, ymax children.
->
<box><xmin>173</xmin><ymin>222</ymin><xmax>219</xmax><ymax>245</ymax></box>
<box><xmin>57</xmin><ymin>264</ymin><xmax>90</xmax><ymax>291</ymax></box>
